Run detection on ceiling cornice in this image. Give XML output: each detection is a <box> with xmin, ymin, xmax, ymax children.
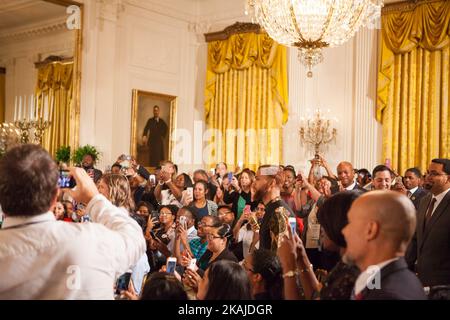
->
<box><xmin>0</xmin><ymin>17</ymin><xmax>68</xmax><ymax>41</ymax></box>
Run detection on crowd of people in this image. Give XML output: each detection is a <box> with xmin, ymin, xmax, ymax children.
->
<box><xmin>0</xmin><ymin>144</ymin><xmax>449</xmax><ymax>300</ymax></box>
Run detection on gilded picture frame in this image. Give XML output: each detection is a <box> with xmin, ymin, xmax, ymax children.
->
<box><xmin>130</xmin><ymin>89</ymin><xmax>177</xmax><ymax>171</ymax></box>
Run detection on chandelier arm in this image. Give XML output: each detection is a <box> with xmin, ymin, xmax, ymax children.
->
<box><xmin>317</xmin><ymin>3</ymin><xmax>336</xmax><ymax>43</ymax></box>
<box><xmin>288</xmin><ymin>2</ymin><xmax>304</xmax><ymax>44</ymax></box>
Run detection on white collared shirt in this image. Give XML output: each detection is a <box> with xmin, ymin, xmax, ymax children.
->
<box><xmin>430</xmin><ymin>187</ymin><xmax>450</xmax><ymax>216</ymax></box>
<box><xmin>354</xmin><ymin>258</ymin><xmax>399</xmax><ymax>295</ymax></box>
<box><xmin>0</xmin><ymin>194</ymin><xmax>146</xmax><ymax>300</ymax></box>
<box><xmin>345</xmin><ymin>181</ymin><xmax>357</xmax><ymax>191</ymax></box>
<box><xmin>408</xmin><ymin>186</ymin><xmax>419</xmax><ymax>197</ymax></box>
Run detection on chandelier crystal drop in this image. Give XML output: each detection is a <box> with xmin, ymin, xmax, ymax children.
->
<box><xmin>246</xmin><ymin>0</ymin><xmax>383</xmax><ymax>77</ymax></box>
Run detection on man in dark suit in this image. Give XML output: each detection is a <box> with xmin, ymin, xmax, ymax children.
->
<box><xmin>404</xmin><ymin>167</ymin><xmax>429</xmax><ymax>210</ymax></box>
<box><xmin>336</xmin><ymin>161</ymin><xmax>366</xmax><ymax>192</ymax></box>
<box><xmin>342</xmin><ymin>191</ymin><xmax>426</xmax><ymax>299</ymax></box>
<box><xmin>142</xmin><ymin>105</ymin><xmax>168</xmax><ymax>167</ymax></box>
<box><xmin>407</xmin><ymin>159</ymin><xmax>450</xmax><ymax>287</ymax></box>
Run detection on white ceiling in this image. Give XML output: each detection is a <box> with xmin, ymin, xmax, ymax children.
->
<box><xmin>0</xmin><ymin>0</ymin><xmax>66</xmax><ymax>31</ymax></box>
<box><xmin>0</xmin><ymin>0</ymin><xmax>409</xmax><ymax>32</ymax></box>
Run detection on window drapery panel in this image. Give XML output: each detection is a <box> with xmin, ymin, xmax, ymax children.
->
<box><xmin>377</xmin><ymin>0</ymin><xmax>450</xmax><ymax>173</ymax></box>
<box><xmin>35</xmin><ymin>62</ymin><xmax>73</xmax><ymax>157</ymax></box>
<box><xmin>205</xmin><ymin>32</ymin><xmax>288</xmax><ymax>171</ymax></box>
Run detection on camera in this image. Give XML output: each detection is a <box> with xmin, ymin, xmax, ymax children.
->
<box><xmin>58</xmin><ymin>170</ymin><xmax>76</xmax><ymax>188</ymax></box>
<box><xmin>115</xmin><ymin>272</ymin><xmax>132</xmax><ymax>295</ymax></box>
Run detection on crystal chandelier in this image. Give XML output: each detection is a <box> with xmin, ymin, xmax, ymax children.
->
<box><xmin>246</xmin><ymin>0</ymin><xmax>383</xmax><ymax>77</ymax></box>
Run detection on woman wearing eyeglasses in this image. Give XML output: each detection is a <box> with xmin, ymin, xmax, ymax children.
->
<box><xmin>174</xmin><ymin>215</ymin><xmax>221</xmax><ymax>266</ymax></box>
<box><xmin>145</xmin><ymin>205</ymin><xmax>178</xmax><ymax>272</ymax></box>
<box><xmin>197</xmin><ymin>223</ymin><xmax>238</xmax><ymax>271</ymax></box>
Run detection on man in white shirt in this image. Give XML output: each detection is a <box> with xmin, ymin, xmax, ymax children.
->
<box><xmin>342</xmin><ymin>190</ymin><xmax>426</xmax><ymax>299</ymax></box>
<box><xmin>0</xmin><ymin>144</ymin><xmax>146</xmax><ymax>299</ymax></box>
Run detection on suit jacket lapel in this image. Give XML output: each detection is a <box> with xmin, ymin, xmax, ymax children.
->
<box><xmin>358</xmin><ymin>258</ymin><xmax>407</xmax><ymax>299</ymax></box>
<box><xmin>422</xmin><ymin>191</ymin><xmax>450</xmax><ymax>243</ymax></box>
<box><xmin>417</xmin><ymin>193</ymin><xmax>431</xmax><ymax>248</ymax></box>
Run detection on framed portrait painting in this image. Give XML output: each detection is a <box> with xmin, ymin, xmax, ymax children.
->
<box><xmin>130</xmin><ymin>90</ymin><xmax>177</xmax><ymax>170</ymax></box>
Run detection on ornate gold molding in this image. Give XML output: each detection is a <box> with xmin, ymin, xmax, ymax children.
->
<box><xmin>0</xmin><ymin>19</ymin><xmax>67</xmax><ymax>41</ymax></box>
<box><xmin>204</xmin><ymin>22</ymin><xmax>263</xmax><ymax>42</ymax></box>
<box><xmin>34</xmin><ymin>55</ymin><xmax>73</xmax><ymax>69</ymax></box>
<box><xmin>382</xmin><ymin>0</ymin><xmax>443</xmax><ymax>14</ymax></box>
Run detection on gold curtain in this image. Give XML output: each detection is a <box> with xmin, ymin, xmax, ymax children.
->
<box><xmin>377</xmin><ymin>0</ymin><xmax>450</xmax><ymax>173</ymax></box>
<box><xmin>0</xmin><ymin>70</ymin><xmax>5</xmax><ymax>123</ymax></box>
<box><xmin>35</xmin><ymin>62</ymin><xmax>73</xmax><ymax>156</ymax></box>
<box><xmin>205</xmin><ymin>32</ymin><xmax>288</xmax><ymax>171</ymax></box>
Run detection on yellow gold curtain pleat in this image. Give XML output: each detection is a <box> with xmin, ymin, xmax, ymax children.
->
<box><xmin>205</xmin><ymin>32</ymin><xmax>288</xmax><ymax>171</ymax></box>
<box><xmin>377</xmin><ymin>0</ymin><xmax>450</xmax><ymax>173</ymax></box>
<box><xmin>0</xmin><ymin>71</ymin><xmax>5</xmax><ymax>123</ymax></box>
<box><xmin>35</xmin><ymin>62</ymin><xmax>73</xmax><ymax>157</ymax></box>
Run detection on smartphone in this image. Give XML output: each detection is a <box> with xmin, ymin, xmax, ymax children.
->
<box><xmin>249</xmin><ymin>213</ymin><xmax>260</xmax><ymax>230</ymax></box>
<box><xmin>58</xmin><ymin>170</ymin><xmax>76</xmax><ymax>188</ymax></box>
<box><xmin>166</xmin><ymin>257</ymin><xmax>177</xmax><ymax>274</ymax></box>
<box><xmin>186</xmin><ymin>187</ymin><xmax>193</xmax><ymax>199</ymax></box>
<box><xmin>210</xmin><ymin>168</ymin><xmax>215</xmax><ymax>175</ymax></box>
<box><xmin>179</xmin><ymin>216</ymin><xmax>187</xmax><ymax>229</ymax></box>
<box><xmin>244</xmin><ymin>205</ymin><xmax>251</xmax><ymax>214</ymax></box>
<box><xmin>151</xmin><ymin>210</ymin><xmax>160</xmax><ymax>219</ymax></box>
<box><xmin>86</xmin><ymin>168</ymin><xmax>95</xmax><ymax>180</ymax></box>
<box><xmin>288</xmin><ymin>217</ymin><xmax>297</xmax><ymax>237</ymax></box>
<box><xmin>115</xmin><ymin>272</ymin><xmax>132</xmax><ymax>294</ymax></box>
<box><xmin>120</xmin><ymin>160</ymin><xmax>130</xmax><ymax>169</ymax></box>
<box><xmin>149</xmin><ymin>174</ymin><xmax>156</xmax><ymax>184</ymax></box>
<box><xmin>228</xmin><ymin>172</ymin><xmax>233</xmax><ymax>182</ymax></box>
<box><xmin>149</xmin><ymin>230</ymin><xmax>157</xmax><ymax>240</ymax></box>
<box><xmin>188</xmin><ymin>258</ymin><xmax>197</xmax><ymax>271</ymax></box>
<box><xmin>238</xmin><ymin>161</ymin><xmax>243</xmax><ymax>168</ymax></box>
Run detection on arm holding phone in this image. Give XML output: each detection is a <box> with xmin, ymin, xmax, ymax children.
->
<box><xmin>317</xmin><ymin>154</ymin><xmax>337</xmax><ymax>180</ymax></box>
<box><xmin>66</xmin><ymin>168</ymin><xmax>146</xmax><ymax>275</ymax></box>
<box><xmin>174</xmin><ymin>224</ymin><xmax>194</xmax><ymax>264</ymax></box>
<box><xmin>232</xmin><ymin>208</ymin><xmax>251</xmax><ymax>242</ymax></box>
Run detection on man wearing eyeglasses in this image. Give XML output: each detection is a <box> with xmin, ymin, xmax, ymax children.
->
<box><xmin>406</xmin><ymin>158</ymin><xmax>450</xmax><ymax>289</ymax></box>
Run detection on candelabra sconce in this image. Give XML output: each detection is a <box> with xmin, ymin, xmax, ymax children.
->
<box><xmin>12</xmin><ymin>93</ymin><xmax>52</xmax><ymax>146</ymax></box>
<box><xmin>299</xmin><ymin>109</ymin><xmax>337</xmax><ymax>157</ymax></box>
<box><xmin>33</xmin><ymin>119</ymin><xmax>52</xmax><ymax>145</ymax></box>
<box><xmin>0</xmin><ymin>123</ymin><xmax>21</xmax><ymax>155</ymax></box>
<box><xmin>14</xmin><ymin>119</ymin><xmax>34</xmax><ymax>144</ymax></box>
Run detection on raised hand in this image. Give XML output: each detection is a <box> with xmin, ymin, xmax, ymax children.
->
<box><xmin>66</xmin><ymin>167</ymin><xmax>99</xmax><ymax>205</ymax></box>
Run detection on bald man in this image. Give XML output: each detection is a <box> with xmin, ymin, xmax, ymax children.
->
<box><xmin>342</xmin><ymin>191</ymin><xmax>426</xmax><ymax>300</ymax></box>
<box><xmin>337</xmin><ymin>161</ymin><xmax>366</xmax><ymax>192</ymax></box>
